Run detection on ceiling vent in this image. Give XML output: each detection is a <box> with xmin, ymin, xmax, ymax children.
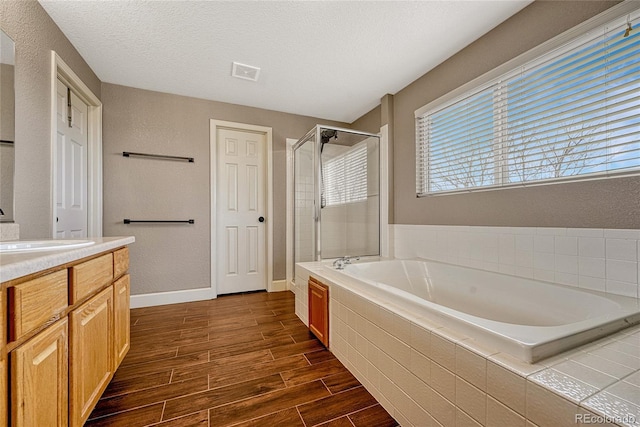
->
<box><xmin>231</xmin><ymin>62</ymin><xmax>260</xmax><ymax>82</ymax></box>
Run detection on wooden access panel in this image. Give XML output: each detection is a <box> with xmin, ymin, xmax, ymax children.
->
<box><xmin>308</xmin><ymin>277</ymin><xmax>329</xmax><ymax>347</ymax></box>
<box><xmin>69</xmin><ymin>286</ymin><xmax>114</xmax><ymax>427</ymax></box>
<box><xmin>113</xmin><ymin>274</ymin><xmax>131</xmax><ymax>367</ymax></box>
<box><xmin>11</xmin><ymin>318</ymin><xmax>69</xmax><ymax>427</ymax></box>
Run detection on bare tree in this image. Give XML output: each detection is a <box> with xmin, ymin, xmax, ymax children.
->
<box><xmin>430</xmin><ymin>139</ymin><xmax>495</xmax><ymax>191</ymax></box>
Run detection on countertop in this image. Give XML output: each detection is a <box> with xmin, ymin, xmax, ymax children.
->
<box><xmin>0</xmin><ymin>236</ymin><xmax>135</xmax><ymax>283</ymax></box>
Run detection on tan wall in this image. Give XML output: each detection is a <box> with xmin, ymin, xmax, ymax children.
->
<box><xmin>102</xmin><ymin>83</ymin><xmax>347</xmax><ymax>293</ymax></box>
<box><xmin>351</xmin><ymin>104</ymin><xmax>381</xmax><ymax>135</ymax></box>
<box><xmin>0</xmin><ymin>0</ymin><xmax>101</xmax><ymax>238</ymax></box>
<box><xmin>391</xmin><ymin>1</ymin><xmax>640</xmax><ymax>228</ymax></box>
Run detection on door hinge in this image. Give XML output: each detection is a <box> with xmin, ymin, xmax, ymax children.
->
<box><xmin>67</xmin><ymin>87</ymin><xmax>72</xmax><ymax>128</ymax></box>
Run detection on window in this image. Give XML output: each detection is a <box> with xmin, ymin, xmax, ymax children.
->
<box><xmin>416</xmin><ymin>9</ymin><xmax>640</xmax><ymax>196</ymax></box>
<box><xmin>323</xmin><ymin>144</ymin><xmax>368</xmax><ymax>206</ymax></box>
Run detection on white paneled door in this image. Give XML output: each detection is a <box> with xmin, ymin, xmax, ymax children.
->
<box><xmin>55</xmin><ymin>78</ymin><xmax>88</xmax><ymax>238</ymax></box>
<box><xmin>216</xmin><ymin>127</ymin><xmax>267</xmax><ymax>294</ymax></box>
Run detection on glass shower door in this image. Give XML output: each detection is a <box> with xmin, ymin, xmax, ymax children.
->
<box><xmin>293</xmin><ymin>133</ymin><xmax>317</xmax><ymax>277</ymax></box>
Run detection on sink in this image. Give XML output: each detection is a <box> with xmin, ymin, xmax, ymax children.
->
<box><xmin>0</xmin><ymin>239</ymin><xmax>95</xmax><ymax>253</ymax></box>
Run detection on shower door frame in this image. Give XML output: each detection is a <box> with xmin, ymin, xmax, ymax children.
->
<box><xmin>292</xmin><ymin>125</ymin><xmax>382</xmax><ymax>271</ymax></box>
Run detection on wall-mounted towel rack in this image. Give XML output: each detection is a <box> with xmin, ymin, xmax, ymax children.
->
<box><xmin>122</xmin><ymin>152</ymin><xmax>194</xmax><ymax>163</ymax></box>
<box><xmin>124</xmin><ymin>219</ymin><xmax>195</xmax><ymax>224</ymax></box>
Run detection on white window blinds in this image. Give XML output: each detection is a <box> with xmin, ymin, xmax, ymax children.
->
<box><xmin>323</xmin><ymin>145</ymin><xmax>368</xmax><ymax>206</ymax></box>
<box><xmin>416</xmin><ymin>10</ymin><xmax>640</xmax><ymax>196</ymax></box>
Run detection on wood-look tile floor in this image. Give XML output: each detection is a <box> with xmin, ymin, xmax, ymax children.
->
<box><xmin>87</xmin><ymin>290</ymin><xmax>398</xmax><ymax>427</ymax></box>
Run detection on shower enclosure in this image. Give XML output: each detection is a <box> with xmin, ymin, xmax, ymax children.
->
<box><xmin>293</xmin><ymin>125</ymin><xmax>380</xmax><ymax>277</ymax></box>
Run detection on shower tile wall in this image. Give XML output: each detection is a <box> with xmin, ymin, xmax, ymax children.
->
<box><xmin>393</xmin><ymin>225</ymin><xmax>640</xmax><ymax>299</ymax></box>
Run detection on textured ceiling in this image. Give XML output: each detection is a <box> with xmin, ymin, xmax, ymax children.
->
<box><xmin>39</xmin><ymin>0</ymin><xmax>531</xmax><ymax>123</ymax></box>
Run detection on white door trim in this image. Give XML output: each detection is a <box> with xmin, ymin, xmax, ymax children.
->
<box><xmin>210</xmin><ymin>120</ymin><xmax>273</xmax><ymax>297</ymax></box>
<box><xmin>50</xmin><ymin>51</ymin><xmax>103</xmax><ymax>238</ymax></box>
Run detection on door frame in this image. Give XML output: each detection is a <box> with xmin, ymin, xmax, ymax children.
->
<box><xmin>50</xmin><ymin>51</ymin><xmax>103</xmax><ymax>237</ymax></box>
<box><xmin>210</xmin><ymin>120</ymin><xmax>273</xmax><ymax>297</ymax></box>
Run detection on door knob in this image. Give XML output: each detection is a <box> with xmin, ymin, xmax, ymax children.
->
<box><xmin>258</xmin><ymin>216</ymin><xmax>265</xmax><ymax>223</ymax></box>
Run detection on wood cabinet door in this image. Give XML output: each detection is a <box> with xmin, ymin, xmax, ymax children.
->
<box><xmin>1</xmin><ymin>288</ymin><xmax>6</xmax><ymax>427</ymax></box>
<box><xmin>308</xmin><ymin>278</ymin><xmax>329</xmax><ymax>347</ymax></box>
<box><xmin>69</xmin><ymin>286</ymin><xmax>114</xmax><ymax>427</ymax></box>
<box><xmin>113</xmin><ymin>274</ymin><xmax>130</xmax><ymax>367</ymax></box>
<box><xmin>11</xmin><ymin>318</ymin><xmax>68</xmax><ymax>427</ymax></box>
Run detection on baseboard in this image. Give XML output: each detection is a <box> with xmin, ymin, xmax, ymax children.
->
<box><xmin>270</xmin><ymin>279</ymin><xmax>288</xmax><ymax>292</ymax></box>
<box><xmin>130</xmin><ymin>287</ymin><xmax>216</xmax><ymax>309</ymax></box>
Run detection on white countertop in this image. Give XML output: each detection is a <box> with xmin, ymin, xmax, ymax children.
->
<box><xmin>0</xmin><ymin>236</ymin><xmax>135</xmax><ymax>283</ymax></box>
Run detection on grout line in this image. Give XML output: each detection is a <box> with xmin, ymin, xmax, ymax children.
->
<box><xmin>296</xmin><ymin>406</ymin><xmax>309</xmax><ymax>427</ymax></box>
<box><xmin>160</xmin><ymin>401</ymin><xmax>167</xmax><ymax>423</ymax></box>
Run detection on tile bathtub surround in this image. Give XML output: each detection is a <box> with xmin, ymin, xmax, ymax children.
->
<box><xmin>392</xmin><ymin>225</ymin><xmax>640</xmax><ymax>299</ymax></box>
<box><xmin>294</xmin><ymin>264</ymin><xmax>640</xmax><ymax>427</ymax></box>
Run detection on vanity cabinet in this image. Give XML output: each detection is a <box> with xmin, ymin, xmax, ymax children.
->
<box><xmin>308</xmin><ymin>277</ymin><xmax>329</xmax><ymax>347</ymax></box>
<box><xmin>113</xmin><ymin>274</ymin><xmax>130</xmax><ymax>366</ymax></box>
<box><xmin>2</xmin><ymin>245</ymin><xmax>131</xmax><ymax>427</ymax></box>
<box><xmin>11</xmin><ymin>319</ymin><xmax>68</xmax><ymax>427</ymax></box>
<box><xmin>70</xmin><ymin>287</ymin><xmax>114</xmax><ymax>427</ymax></box>
<box><xmin>1</xmin><ymin>288</ymin><xmax>7</xmax><ymax>427</ymax></box>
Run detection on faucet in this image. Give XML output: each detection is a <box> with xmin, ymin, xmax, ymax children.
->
<box><xmin>332</xmin><ymin>256</ymin><xmax>360</xmax><ymax>270</ymax></box>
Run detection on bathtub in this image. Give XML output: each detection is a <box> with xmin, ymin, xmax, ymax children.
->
<box><xmin>322</xmin><ymin>259</ymin><xmax>640</xmax><ymax>362</ymax></box>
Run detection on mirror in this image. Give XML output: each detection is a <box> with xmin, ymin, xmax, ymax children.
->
<box><xmin>0</xmin><ymin>29</ymin><xmax>15</xmax><ymax>223</ymax></box>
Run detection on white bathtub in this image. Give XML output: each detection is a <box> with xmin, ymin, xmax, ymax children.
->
<box><xmin>322</xmin><ymin>259</ymin><xmax>640</xmax><ymax>362</ymax></box>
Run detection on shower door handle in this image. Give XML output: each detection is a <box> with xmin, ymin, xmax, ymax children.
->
<box><xmin>258</xmin><ymin>216</ymin><xmax>265</xmax><ymax>223</ymax></box>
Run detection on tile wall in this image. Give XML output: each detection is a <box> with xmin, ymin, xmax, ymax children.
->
<box><xmin>393</xmin><ymin>225</ymin><xmax>640</xmax><ymax>299</ymax></box>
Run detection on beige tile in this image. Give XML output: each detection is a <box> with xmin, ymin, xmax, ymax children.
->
<box><xmin>410</xmin><ymin>322</ymin><xmax>431</xmax><ymax>358</ymax></box>
<box><xmin>529</xmin><ymin>369</ymin><xmax>598</xmax><ymax>404</ymax></box>
<box><xmin>431</xmin><ymin>361</ymin><xmax>456</xmax><ymax>403</ymax></box>
<box><xmin>456</xmin><ymin>377</ymin><xmax>486</xmax><ymax>425</ymax></box>
<box><xmin>489</xmin><ymin>352</ymin><xmax>545</xmax><ymax>377</ymax></box>
<box><xmin>393</xmin><ymin>386</ymin><xmax>433</xmax><ymax>427</ymax></box>
<box><xmin>604</xmin><ymin>381</ymin><xmax>640</xmax><ymax>407</ymax></box>
<box><xmin>590</xmin><ymin>347</ymin><xmax>640</xmax><ymax>370</ymax></box>
<box><xmin>379</xmin><ymin>329</ymin><xmax>411</xmax><ymax>366</ymax></box>
<box><xmin>392</xmin><ymin>363</ymin><xmax>430</xmax><ymax>412</ymax></box>
<box><xmin>575</xmin><ymin>408</ymin><xmax>617</xmax><ymax>427</ymax></box>
<box><xmin>582</xmin><ymin>391</ymin><xmax>640</xmax><ymax>427</ymax></box>
<box><xmin>456</xmin><ymin>409</ymin><xmax>483</xmax><ymax>427</ymax></box>
<box><xmin>431</xmin><ymin>333</ymin><xmax>456</xmax><ymax>372</ymax></box>
<box><xmin>393</xmin><ymin>410</ymin><xmax>413</xmax><ymax>427</ymax></box>
<box><xmin>572</xmin><ymin>353</ymin><xmax>635</xmax><ymax>380</ymax></box>
<box><xmin>487</xmin><ymin>395</ymin><xmax>526</xmax><ymax>427</ymax></box>
<box><xmin>526</xmin><ymin>381</ymin><xmax>579</xmax><ymax>427</ymax></box>
<box><xmin>392</xmin><ymin>386</ymin><xmax>423</xmax><ymax>427</ymax></box>
<box><xmin>623</xmin><ymin>370</ymin><xmax>640</xmax><ymax>387</ymax></box>
<box><xmin>456</xmin><ymin>345</ymin><xmax>487</xmax><ymax>391</ymax></box>
<box><xmin>431</xmin><ymin>388</ymin><xmax>456</xmax><ymax>427</ymax></box>
<box><xmin>552</xmin><ymin>360</ymin><xmax>618</xmax><ymax>389</ymax></box>
<box><xmin>487</xmin><ymin>360</ymin><xmax>526</xmax><ymax>415</ymax></box>
<box><xmin>410</xmin><ymin>348</ymin><xmax>431</xmax><ymax>384</ymax></box>
<box><xmin>390</xmin><ymin>311</ymin><xmax>412</xmax><ymax>345</ymax></box>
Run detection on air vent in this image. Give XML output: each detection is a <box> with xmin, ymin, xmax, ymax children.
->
<box><xmin>231</xmin><ymin>62</ymin><xmax>260</xmax><ymax>82</ymax></box>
